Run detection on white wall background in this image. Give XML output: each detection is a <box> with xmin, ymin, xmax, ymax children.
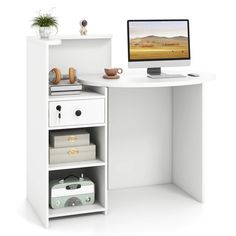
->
<box><xmin>0</xmin><ymin>0</ymin><xmax>235</xmax><ymax>235</ymax></box>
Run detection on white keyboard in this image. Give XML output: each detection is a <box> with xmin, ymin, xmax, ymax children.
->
<box><xmin>148</xmin><ymin>73</ymin><xmax>186</xmax><ymax>79</ymax></box>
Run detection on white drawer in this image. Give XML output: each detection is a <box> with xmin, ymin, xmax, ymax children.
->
<box><xmin>49</xmin><ymin>99</ymin><xmax>104</xmax><ymax>127</ymax></box>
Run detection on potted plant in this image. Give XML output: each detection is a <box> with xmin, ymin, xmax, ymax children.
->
<box><xmin>32</xmin><ymin>13</ymin><xmax>58</xmax><ymax>39</ymax></box>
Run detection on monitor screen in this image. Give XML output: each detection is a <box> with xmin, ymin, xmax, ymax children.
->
<box><xmin>127</xmin><ymin>19</ymin><xmax>190</xmax><ymax>62</ymax></box>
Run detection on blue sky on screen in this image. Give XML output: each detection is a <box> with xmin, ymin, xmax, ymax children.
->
<box><xmin>129</xmin><ymin>21</ymin><xmax>188</xmax><ymax>38</ymax></box>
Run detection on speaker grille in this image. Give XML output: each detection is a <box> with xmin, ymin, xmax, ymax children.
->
<box><xmin>65</xmin><ymin>197</ymin><xmax>82</xmax><ymax>207</ymax></box>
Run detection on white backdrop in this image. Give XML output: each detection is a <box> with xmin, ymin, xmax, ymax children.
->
<box><xmin>0</xmin><ymin>0</ymin><xmax>235</xmax><ymax>235</ymax></box>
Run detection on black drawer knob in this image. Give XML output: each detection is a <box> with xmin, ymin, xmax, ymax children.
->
<box><xmin>56</xmin><ymin>105</ymin><xmax>61</xmax><ymax>111</ymax></box>
<box><xmin>75</xmin><ymin>110</ymin><xmax>82</xmax><ymax>116</ymax></box>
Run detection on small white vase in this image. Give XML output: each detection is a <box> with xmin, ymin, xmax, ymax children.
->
<box><xmin>39</xmin><ymin>27</ymin><xmax>52</xmax><ymax>39</ymax></box>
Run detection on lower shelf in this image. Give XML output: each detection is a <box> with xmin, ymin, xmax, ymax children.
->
<box><xmin>49</xmin><ymin>159</ymin><xmax>105</xmax><ymax>171</ymax></box>
<box><xmin>49</xmin><ymin>201</ymin><xmax>105</xmax><ymax>219</ymax></box>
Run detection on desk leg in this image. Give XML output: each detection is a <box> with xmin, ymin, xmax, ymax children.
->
<box><xmin>172</xmin><ymin>84</ymin><xmax>204</xmax><ymax>202</ymax></box>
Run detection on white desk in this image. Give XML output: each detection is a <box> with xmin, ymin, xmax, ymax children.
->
<box><xmin>80</xmin><ymin>72</ymin><xmax>212</xmax><ymax>200</ymax></box>
<box><xmin>80</xmin><ymin>71</ymin><xmax>213</xmax><ymax>87</ymax></box>
<box><xmin>27</xmin><ymin>35</ymin><xmax>213</xmax><ymax>227</ymax></box>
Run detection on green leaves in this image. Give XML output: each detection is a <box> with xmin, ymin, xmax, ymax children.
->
<box><xmin>32</xmin><ymin>14</ymin><xmax>58</xmax><ymax>28</ymax></box>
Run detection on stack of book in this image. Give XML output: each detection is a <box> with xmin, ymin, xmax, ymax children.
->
<box><xmin>49</xmin><ymin>80</ymin><xmax>82</xmax><ymax>96</ymax></box>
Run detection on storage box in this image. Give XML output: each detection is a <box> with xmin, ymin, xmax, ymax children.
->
<box><xmin>49</xmin><ymin>144</ymin><xmax>96</xmax><ymax>164</ymax></box>
<box><xmin>49</xmin><ymin>129</ymin><xmax>90</xmax><ymax>148</ymax></box>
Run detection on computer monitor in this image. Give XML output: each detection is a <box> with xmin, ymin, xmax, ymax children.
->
<box><xmin>127</xmin><ymin>19</ymin><xmax>190</xmax><ymax>78</ymax></box>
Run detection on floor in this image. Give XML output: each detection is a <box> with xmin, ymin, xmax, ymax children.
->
<box><xmin>18</xmin><ymin>184</ymin><xmax>212</xmax><ymax>235</ymax></box>
<box><xmin>10</xmin><ymin>179</ymin><xmax>236</xmax><ymax>236</ymax></box>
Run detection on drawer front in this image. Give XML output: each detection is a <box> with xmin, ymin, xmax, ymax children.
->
<box><xmin>49</xmin><ymin>99</ymin><xmax>104</xmax><ymax>127</ymax></box>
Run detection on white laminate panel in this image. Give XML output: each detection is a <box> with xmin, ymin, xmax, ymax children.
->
<box><xmin>49</xmin><ymin>39</ymin><xmax>111</xmax><ymax>75</ymax></box>
<box><xmin>27</xmin><ymin>40</ymin><xmax>49</xmax><ymax>227</ymax></box>
<box><xmin>172</xmin><ymin>85</ymin><xmax>203</xmax><ymax>202</ymax></box>
<box><xmin>108</xmin><ymin>87</ymin><xmax>172</xmax><ymax>189</ymax></box>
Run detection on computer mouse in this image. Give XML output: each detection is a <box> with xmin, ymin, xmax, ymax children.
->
<box><xmin>188</xmin><ymin>73</ymin><xmax>199</xmax><ymax>77</ymax></box>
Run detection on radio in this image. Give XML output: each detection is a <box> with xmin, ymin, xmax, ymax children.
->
<box><xmin>49</xmin><ymin>174</ymin><xmax>95</xmax><ymax>209</ymax></box>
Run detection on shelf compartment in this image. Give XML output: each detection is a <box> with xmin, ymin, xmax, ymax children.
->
<box><xmin>49</xmin><ymin>159</ymin><xmax>105</xmax><ymax>171</ymax></box>
<box><xmin>49</xmin><ymin>200</ymin><xmax>105</xmax><ymax>219</ymax></box>
<box><xmin>49</xmin><ymin>166</ymin><xmax>107</xmax><ymax>219</ymax></box>
<box><xmin>48</xmin><ymin>126</ymin><xmax>106</xmax><ymax>168</ymax></box>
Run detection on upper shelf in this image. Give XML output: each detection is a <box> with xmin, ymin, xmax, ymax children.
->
<box><xmin>27</xmin><ymin>34</ymin><xmax>112</xmax><ymax>46</ymax></box>
<box><xmin>54</xmin><ymin>34</ymin><xmax>112</xmax><ymax>40</ymax></box>
<box><xmin>79</xmin><ymin>71</ymin><xmax>215</xmax><ymax>88</ymax></box>
<box><xmin>48</xmin><ymin>91</ymin><xmax>105</xmax><ymax>102</ymax></box>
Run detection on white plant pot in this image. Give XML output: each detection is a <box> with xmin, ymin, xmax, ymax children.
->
<box><xmin>39</xmin><ymin>27</ymin><xmax>52</xmax><ymax>39</ymax></box>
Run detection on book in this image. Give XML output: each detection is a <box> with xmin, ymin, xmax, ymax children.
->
<box><xmin>49</xmin><ymin>80</ymin><xmax>82</xmax><ymax>92</ymax></box>
<box><xmin>50</xmin><ymin>91</ymin><xmax>81</xmax><ymax>96</ymax></box>
<box><xmin>50</xmin><ymin>85</ymin><xmax>82</xmax><ymax>92</ymax></box>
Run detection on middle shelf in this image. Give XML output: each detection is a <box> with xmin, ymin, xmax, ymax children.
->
<box><xmin>49</xmin><ymin>159</ymin><xmax>105</xmax><ymax>171</ymax></box>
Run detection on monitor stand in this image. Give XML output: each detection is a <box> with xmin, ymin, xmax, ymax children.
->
<box><xmin>147</xmin><ymin>67</ymin><xmax>186</xmax><ymax>79</ymax></box>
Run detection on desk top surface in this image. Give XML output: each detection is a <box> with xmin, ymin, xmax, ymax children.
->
<box><xmin>79</xmin><ymin>70</ymin><xmax>214</xmax><ymax>88</ymax></box>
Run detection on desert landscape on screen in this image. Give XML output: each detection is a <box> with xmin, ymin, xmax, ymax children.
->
<box><xmin>130</xmin><ymin>35</ymin><xmax>189</xmax><ymax>60</ymax></box>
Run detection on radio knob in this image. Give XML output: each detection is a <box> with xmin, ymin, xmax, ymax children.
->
<box><xmin>75</xmin><ymin>110</ymin><xmax>82</xmax><ymax>116</ymax></box>
<box><xmin>86</xmin><ymin>197</ymin><xmax>91</xmax><ymax>202</ymax></box>
<box><xmin>55</xmin><ymin>200</ymin><xmax>60</xmax><ymax>206</ymax></box>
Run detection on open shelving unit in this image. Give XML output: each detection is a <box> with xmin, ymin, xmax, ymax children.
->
<box><xmin>27</xmin><ymin>35</ymin><xmax>111</xmax><ymax>227</ymax></box>
<box><xmin>48</xmin><ymin>117</ymin><xmax>108</xmax><ymax>221</ymax></box>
